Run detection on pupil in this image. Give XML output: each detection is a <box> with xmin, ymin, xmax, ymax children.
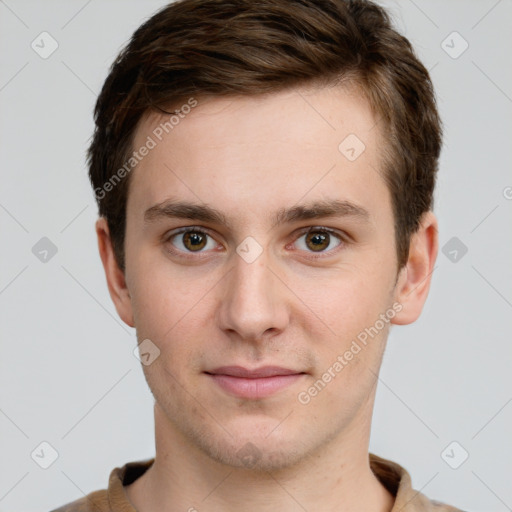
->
<box><xmin>185</xmin><ymin>232</ymin><xmax>205</xmax><ymax>250</ymax></box>
<box><xmin>190</xmin><ymin>233</ymin><xmax>201</xmax><ymax>245</ymax></box>
<box><xmin>308</xmin><ymin>232</ymin><xmax>328</xmax><ymax>251</ymax></box>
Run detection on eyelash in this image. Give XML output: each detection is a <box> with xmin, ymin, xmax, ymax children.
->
<box><xmin>163</xmin><ymin>226</ymin><xmax>348</xmax><ymax>260</ymax></box>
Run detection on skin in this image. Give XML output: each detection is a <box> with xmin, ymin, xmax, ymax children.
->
<box><xmin>96</xmin><ymin>84</ymin><xmax>438</xmax><ymax>512</ymax></box>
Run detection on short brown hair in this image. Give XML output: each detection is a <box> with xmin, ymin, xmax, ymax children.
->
<box><xmin>88</xmin><ymin>0</ymin><xmax>442</xmax><ymax>273</ymax></box>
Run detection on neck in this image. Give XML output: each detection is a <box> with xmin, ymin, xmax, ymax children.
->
<box><xmin>126</xmin><ymin>403</ymin><xmax>395</xmax><ymax>512</ymax></box>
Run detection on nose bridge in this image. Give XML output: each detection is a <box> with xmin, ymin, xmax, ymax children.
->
<box><xmin>217</xmin><ymin>245</ymin><xmax>288</xmax><ymax>340</ymax></box>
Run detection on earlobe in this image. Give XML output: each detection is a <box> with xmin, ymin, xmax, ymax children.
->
<box><xmin>391</xmin><ymin>211</ymin><xmax>438</xmax><ymax>326</ymax></box>
<box><xmin>95</xmin><ymin>217</ymin><xmax>135</xmax><ymax>328</ymax></box>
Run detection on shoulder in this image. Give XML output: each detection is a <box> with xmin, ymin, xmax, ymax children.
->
<box><xmin>369</xmin><ymin>452</ymin><xmax>467</xmax><ymax>512</ymax></box>
<box><xmin>49</xmin><ymin>489</ymin><xmax>109</xmax><ymax>512</ymax></box>
<box><xmin>49</xmin><ymin>458</ymin><xmax>154</xmax><ymax>512</ymax></box>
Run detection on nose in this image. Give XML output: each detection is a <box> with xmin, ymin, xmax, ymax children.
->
<box><xmin>216</xmin><ymin>247</ymin><xmax>290</xmax><ymax>343</ymax></box>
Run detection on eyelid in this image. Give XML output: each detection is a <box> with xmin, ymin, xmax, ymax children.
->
<box><xmin>163</xmin><ymin>225</ymin><xmax>211</xmax><ymax>241</ymax></box>
<box><xmin>293</xmin><ymin>225</ymin><xmax>347</xmax><ymax>240</ymax></box>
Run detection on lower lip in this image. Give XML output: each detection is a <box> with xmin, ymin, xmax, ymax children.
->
<box><xmin>207</xmin><ymin>373</ymin><xmax>305</xmax><ymax>399</ymax></box>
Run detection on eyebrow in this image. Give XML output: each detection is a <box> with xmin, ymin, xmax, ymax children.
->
<box><xmin>143</xmin><ymin>198</ymin><xmax>370</xmax><ymax>230</ymax></box>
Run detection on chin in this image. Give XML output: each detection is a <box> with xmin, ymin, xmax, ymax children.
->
<box><xmin>205</xmin><ymin>438</ymin><xmax>309</xmax><ymax>472</ymax></box>
<box><xmin>190</xmin><ymin>422</ymin><xmax>314</xmax><ymax>472</ymax></box>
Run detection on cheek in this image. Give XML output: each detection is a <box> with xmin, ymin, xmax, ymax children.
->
<box><xmin>300</xmin><ymin>301</ymin><xmax>390</xmax><ymax>419</ymax></box>
<box><xmin>129</xmin><ymin>254</ymin><xmax>213</xmax><ymax>331</ymax></box>
<box><xmin>295</xmin><ymin>264</ymin><xmax>393</xmax><ymax>334</ymax></box>
<box><xmin>129</xmin><ymin>265</ymin><xmax>217</xmax><ymax>374</ymax></box>
<box><xmin>291</xmin><ymin>261</ymin><xmax>394</xmax><ymax>388</ymax></box>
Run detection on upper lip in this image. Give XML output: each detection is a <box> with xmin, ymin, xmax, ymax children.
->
<box><xmin>206</xmin><ymin>366</ymin><xmax>304</xmax><ymax>378</ymax></box>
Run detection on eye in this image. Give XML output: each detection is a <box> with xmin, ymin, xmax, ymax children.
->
<box><xmin>164</xmin><ymin>225</ymin><xmax>346</xmax><ymax>260</ymax></box>
<box><xmin>165</xmin><ymin>227</ymin><xmax>218</xmax><ymax>254</ymax></box>
<box><xmin>292</xmin><ymin>227</ymin><xmax>344</xmax><ymax>255</ymax></box>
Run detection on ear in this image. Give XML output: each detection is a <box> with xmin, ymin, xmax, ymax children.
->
<box><xmin>391</xmin><ymin>211</ymin><xmax>438</xmax><ymax>325</ymax></box>
<box><xmin>95</xmin><ymin>217</ymin><xmax>135</xmax><ymax>328</ymax></box>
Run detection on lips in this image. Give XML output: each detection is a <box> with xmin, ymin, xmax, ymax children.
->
<box><xmin>205</xmin><ymin>366</ymin><xmax>306</xmax><ymax>399</ymax></box>
<box><xmin>207</xmin><ymin>366</ymin><xmax>302</xmax><ymax>378</ymax></box>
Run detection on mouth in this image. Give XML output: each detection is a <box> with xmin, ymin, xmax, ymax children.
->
<box><xmin>204</xmin><ymin>366</ymin><xmax>307</xmax><ymax>399</ymax></box>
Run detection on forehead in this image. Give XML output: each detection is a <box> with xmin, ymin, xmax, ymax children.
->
<box><xmin>138</xmin><ymin>84</ymin><xmax>380</xmax><ymax>155</ymax></box>
<box><xmin>126</xmin><ymin>85</ymin><xmax>390</xmax><ymax>229</ymax></box>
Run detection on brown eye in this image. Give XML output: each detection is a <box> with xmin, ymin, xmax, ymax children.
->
<box><xmin>167</xmin><ymin>228</ymin><xmax>216</xmax><ymax>253</ymax></box>
<box><xmin>305</xmin><ymin>231</ymin><xmax>330</xmax><ymax>252</ymax></box>
<box><xmin>295</xmin><ymin>228</ymin><xmax>343</xmax><ymax>254</ymax></box>
<box><xmin>182</xmin><ymin>231</ymin><xmax>207</xmax><ymax>251</ymax></box>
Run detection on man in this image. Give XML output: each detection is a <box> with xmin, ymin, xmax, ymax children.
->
<box><xmin>52</xmin><ymin>0</ymin><xmax>465</xmax><ymax>510</ymax></box>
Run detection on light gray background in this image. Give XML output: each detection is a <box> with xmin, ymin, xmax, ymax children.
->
<box><xmin>1</xmin><ymin>1</ymin><xmax>511</xmax><ymax>511</ymax></box>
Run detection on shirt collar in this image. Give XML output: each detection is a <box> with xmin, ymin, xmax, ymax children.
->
<box><xmin>107</xmin><ymin>453</ymin><xmax>460</xmax><ymax>511</ymax></box>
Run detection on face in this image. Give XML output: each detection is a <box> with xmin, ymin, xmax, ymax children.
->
<box><xmin>101</xmin><ymin>85</ymin><xmax>433</xmax><ymax>472</ymax></box>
